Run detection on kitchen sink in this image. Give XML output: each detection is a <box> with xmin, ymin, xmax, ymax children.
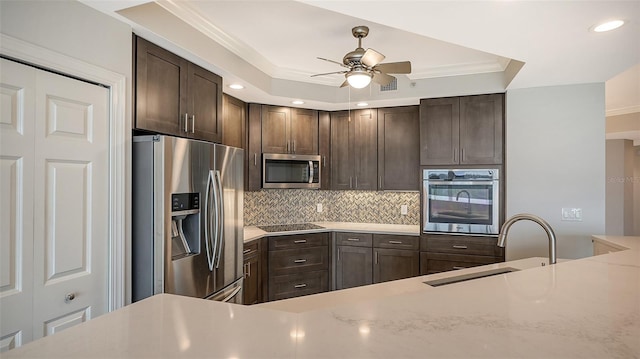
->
<box><xmin>424</xmin><ymin>267</ymin><xmax>520</xmax><ymax>287</ymax></box>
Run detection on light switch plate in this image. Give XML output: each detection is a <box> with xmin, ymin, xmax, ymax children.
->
<box><xmin>561</xmin><ymin>208</ymin><xmax>582</xmax><ymax>221</ymax></box>
<box><xmin>401</xmin><ymin>204</ymin><xmax>408</xmax><ymax>215</ymax></box>
<box><xmin>316</xmin><ymin>203</ymin><xmax>323</xmax><ymax>213</ymax></box>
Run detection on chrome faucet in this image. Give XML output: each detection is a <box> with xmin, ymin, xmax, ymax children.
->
<box><xmin>497</xmin><ymin>213</ymin><xmax>557</xmax><ymax>265</ymax></box>
<box><xmin>455</xmin><ymin>190</ymin><xmax>471</xmax><ymax>213</ymax></box>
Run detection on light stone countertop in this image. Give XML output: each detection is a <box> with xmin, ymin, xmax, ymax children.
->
<box><xmin>5</xmin><ymin>235</ymin><xmax>639</xmax><ymax>358</ymax></box>
<box><xmin>244</xmin><ymin>222</ymin><xmax>420</xmax><ymax>242</ymax></box>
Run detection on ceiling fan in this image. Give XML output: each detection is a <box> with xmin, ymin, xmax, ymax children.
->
<box><xmin>312</xmin><ymin>25</ymin><xmax>412</xmax><ymax>89</ymax></box>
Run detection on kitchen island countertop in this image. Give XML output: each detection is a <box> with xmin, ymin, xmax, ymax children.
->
<box><xmin>5</xmin><ymin>235</ymin><xmax>639</xmax><ymax>358</ymax></box>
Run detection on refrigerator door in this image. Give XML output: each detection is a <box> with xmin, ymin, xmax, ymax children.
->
<box><xmin>212</xmin><ymin>144</ymin><xmax>244</xmax><ymax>295</ymax></box>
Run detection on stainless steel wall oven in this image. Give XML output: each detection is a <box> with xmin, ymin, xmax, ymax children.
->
<box><xmin>423</xmin><ymin>169</ymin><xmax>500</xmax><ymax>235</ymax></box>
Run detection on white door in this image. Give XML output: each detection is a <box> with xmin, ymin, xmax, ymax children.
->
<box><xmin>0</xmin><ymin>58</ymin><xmax>110</xmax><ymax>349</ymax></box>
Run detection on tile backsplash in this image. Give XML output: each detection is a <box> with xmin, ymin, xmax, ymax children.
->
<box><xmin>244</xmin><ymin>189</ymin><xmax>420</xmax><ymax>226</ymax></box>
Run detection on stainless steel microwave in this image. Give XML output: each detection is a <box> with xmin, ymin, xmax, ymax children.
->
<box><xmin>262</xmin><ymin>153</ymin><xmax>320</xmax><ymax>189</ymax></box>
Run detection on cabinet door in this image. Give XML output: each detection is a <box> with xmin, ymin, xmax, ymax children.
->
<box><xmin>353</xmin><ymin>109</ymin><xmax>377</xmax><ymax>190</ymax></box>
<box><xmin>318</xmin><ymin>111</ymin><xmax>331</xmax><ymax>190</ymax></box>
<box><xmin>290</xmin><ymin>108</ymin><xmax>318</xmax><ymax>154</ymax></box>
<box><xmin>378</xmin><ymin>106</ymin><xmax>419</xmax><ymax>191</ymax></box>
<box><xmin>330</xmin><ymin>111</ymin><xmax>352</xmax><ymax>190</ymax></box>
<box><xmin>243</xmin><ymin>254</ymin><xmax>260</xmax><ymax>305</ymax></box>
<box><xmin>421</xmin><ymin>252</ymin><xmax>500</xmax><ymax>275</ymax></box>
<box><xmin>187</xmin><ymin>63</ymin><xmax>222</xmax><ymax>143</ymax></box>
<box><xmin>373</xmin><ymin>249</ymin><xmax>419</xmax><ymax>283</ymax></box>
<box><xmin>459</xmin><ymin>94</ymin><xmax>504</xmax><ymax>165</ymax></box>
<box><xmin>336</xmin><ymin>246</ymin><xmax>373</xmax><ymax>290</ymax></box>
<box><xmin>222</xmin><ymin>94</ymin><xmax>246</xmax><ymax>149</ymax></box>
<box><xmin>246</xmin><ymin>104</ymin><xmax>262</xmax><ymax>191</ymax></box>
<box><xmin>419</xmin><ymin>98</ymin><xmax>459</xmax><ymax>165</ymax></box>
<box><xmin>135</xmin><ymin>36</ymin><xmax>187</xmax><ymax>136</ymax></box>
<box><xmin>261</xmin><ymin>105</ymin><xmax>290</xmax><ymax>153</ymax></box>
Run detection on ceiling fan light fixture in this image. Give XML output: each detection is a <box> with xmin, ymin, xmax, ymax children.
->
<box><xmin>346</xmin><ymin>70</ymin><xmax>372</xmax><ymax>89</ymax></box>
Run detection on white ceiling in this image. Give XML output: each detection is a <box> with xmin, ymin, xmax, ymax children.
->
<box><xmin>83</xmin><ymin>0</ymin><xmax>639</xmax><ymax>112</ymax></box>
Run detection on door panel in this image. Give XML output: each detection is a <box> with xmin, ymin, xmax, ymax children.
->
<box><xmin>373</xmin><ymin>249</ymin><xmax>419</xmax><ymax>283</ymax></box>
<box><xmin>43</xmin><ymin>307</ymin><xmax>90</xmax><ymax>336</ymax></box>
<box><xmin>459</xmin><ymin>94</ymin><xmax>503</xmax><ymax>165</ymax></box>
<box><xmin>354</xmin><ymin>110</ymin><xmax>377</xmax><ymax>190</ymax></box>
<box><xmin>336</xmin><ymin>246</ymin><xmax>373</xmax><ymax>290</ymax></box>
<box><xmin>0</xmin><ymin>59</ymin><xmax>36</xmax><ymax>347</ymax></box>
<box><xmin>189</xmin><ymin>63</ymin><xmax>222</xmax><ymax>143</ymax></box>
<box><xmin>32</xmin><ymin>69</ymin><xmax>109</xmax><ymax>341</ymax></box>
<box><xmin>377</xmin><ymin>106</ymin><xmax>419</xmax><ymax>191</ymax></box>
<box><xmin>290</xmin><ymin>108</ymin><xmax>318</xmax><ymax>154</ymax></box>
<box><xmin>420</xmin><ymin>98</ymin><xmax>459</xmax><ymax>165</ymax></box>
<box><xmin>261</xmin><ymin>106</ymin><xmax>290</xmax><ymax>153</ymax></box>
<box><xmin>330</xmin><ymin>111</ymin><xmax>351</xmax><ymax>190</ymax></box>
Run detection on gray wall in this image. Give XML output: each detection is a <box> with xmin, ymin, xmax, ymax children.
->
<box><xmin>605</xmin><ymin>139</ymin><xmax>635</xmax><ymax>235</ymax></box>
<box><xmin>505</xmin><ymin>83</ymin><xmax>605</xmax><ymax>260</ymax></box>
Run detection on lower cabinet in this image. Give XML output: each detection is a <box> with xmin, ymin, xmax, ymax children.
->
<box><xmin>242</xmin><ymin>239</ymin><xmax>263</xmax><ymax>305</ymax></box>
<box><xmin>420</xmin><ymin>234</ymin><xmax>504</xmax><ymax>275</ymax></box>
<box><xmin>267</xmin><ymin>233</ymin><xmax>330</xmax><ymax>301</ymax></box>
<box><xmin>373</xmin><ymin>234</ymin><xmax>420</xmax><ymax>283</ymax></box>
<box><xmin>335</xmin><ymin>232</ymin><xmax>373</xmax><ymax>290</ymax></box>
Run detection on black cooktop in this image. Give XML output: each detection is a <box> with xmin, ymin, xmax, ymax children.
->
<box><xmin>257</xmin><ymin>223</ymin><xmax>324</xmax><ymax>232</ymax></box>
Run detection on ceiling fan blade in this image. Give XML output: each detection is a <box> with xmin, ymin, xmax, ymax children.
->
<box><xmin>317</xmin><ymin>57</ymin><xmax>350</xmax><ymax>68</ymax></box>
<box><xmin>311</xmin><ymin>71</ymin><xmax>348</xmax><ymax>77</ymax></box>
<box><xmin>372</xmin><ymin>72</ymin><xmax>395</xmax><ymax>86</ymax></box>
<box><xmin>373</xmin><ymin>61</ymin><xmax>412</xmax><ymax>74</ymax></box>
<box><xmin>361</xmin><ymin>48</ymin><xmax>385</xmax><ymax>68</ymax></box>
<box><xmin>340</xmin><ymin>79</ymin><xmax>349</xmax><ymax>88</ymax></box>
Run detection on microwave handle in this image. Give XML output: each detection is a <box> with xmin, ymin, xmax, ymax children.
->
<box><xmin>308</xmin><ymin>161</ymin><xmax>314</xmax><ymax>184</ymax></box>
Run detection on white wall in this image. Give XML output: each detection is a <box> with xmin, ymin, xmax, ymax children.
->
<box><xmin>605</xmin><ymin>140</ymin><xmax>635</xmax><ymax>235</ymax></box>
<box><xmin>1</xmin><ymin>0</ymin><xmax>133</xmax><ymax>303</ymax></box>
<box><xmin>505</xmin><ymin>83</ymin><xmax>605</xmax><ymax>260</ymax></box>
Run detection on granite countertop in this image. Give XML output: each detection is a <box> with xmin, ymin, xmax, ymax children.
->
<box><xmin>244</xmin><ymin>222</ymin><xmax>420</xmax><ymax>242</ymax></box>
<box><xmin>6</xmin><ymin>235</ymin><xmax>639</xmax><ymax>358</ymax></box>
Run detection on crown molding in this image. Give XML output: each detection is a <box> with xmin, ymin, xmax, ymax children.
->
<box><xmin>606</xmin><ymin>105</ymin><xmax>640</xmax><ymax>117</ymax></box>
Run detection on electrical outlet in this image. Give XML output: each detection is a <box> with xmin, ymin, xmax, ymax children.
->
<box><xmin>401</xmin><ymin>204</ymin><xmax>408</xmax><ymax>215</ymax></box>
<box><xmin>561</xmin><ymin>208</ymin><xmax>582</xmax><ymax>221</ymax></box>
<box><xmin>316</xmin><ymin>203</ymin><xmax>323</xmax><ymax>213</ymax></box>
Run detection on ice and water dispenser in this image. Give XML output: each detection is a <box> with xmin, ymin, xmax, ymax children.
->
<box><xmin>171</xmin><ymin>193</ymin><xmax>201</xmax><ymax>259</ymax></box>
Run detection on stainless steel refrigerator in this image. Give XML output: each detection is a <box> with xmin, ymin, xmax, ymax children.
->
<box><xmin>132</xmin><ymin>135</ymin><xmax>244</xmax><ymax>303</ymax></box>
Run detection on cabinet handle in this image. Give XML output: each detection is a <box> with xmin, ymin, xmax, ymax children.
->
<box><xmin>461</xmin><ymin>148</ymin><xmax>465</xmax><ymax>162</ymax></box>
<box><xmin>191</xmin><ymin>115</ymin><xmax>195</xmax><ymax>133</ymax></box>
<box><xmin>349</xmin><ymin>177</ymin><xmax>353</xmax><ymax>189</ymax></box>
<box><xmin>346</xmin><ymin>238</ymin><xmax>360</xmax><ymax>242</ymax></box>
<box><xmin>65</xmin><ymin>293</ymin><xmax>76</xmax><ymax>302</ymax></box>
<box><xmin>292</xmin><ymin>141</ymin><xmax>295</xmax><ymax>153</ymax></box>
<box><xmin>379</xmin><ymin>176</ymin><xmax>382</xmax><ymax>189</ymax></box>
<box><xmin>388</xmin><ymin>240</ymin><xmax>403</xmax><ymax>244</ymax></box>
<box><xmin>287</xmin><ymin>141</ymin><xmax>290</xmax><ymax>153</ymax></box>
<box><xmin>337</xmin><ymin>248</ymin><xmax>340</xmax><ymax>261</ymax></box>
<box><xmin>294</xmin><ymin>284</ymin><xmax>307</xmax><ymax>289</ymax></box>
<box><xmin>355</xmin><ymin>176</ymin><xmax>358</xmax><ymax>188</ymax></box>
<box><xmin>453</xmin><ymin>148</ymin><xmax>457</xmax><ymax>163</ymax></box>
<box><xmin>184</xmin><ymin>113</ymin><xmax>189</xmax><ymax>132</ymax></box>
<box><xmin>243</xmin><ymin>249</ymin><xmax>251</xmax><ymax>254</ymax></box>
<box><xmin>375</xmin><ymin>251</ymin><xmax>379</xmax><ymax>264</ymax></box>
<box><xmin>293</xmin><ymin>239</ymin><xmax>307</xmax><ymax>244</ymax></box>
<box><xmin>452</xmin><ymin>245</ymin><xmax>468</xmax><ymax>249</ymax></box>
<box><xmin>323</xmin><ymin>156</ymin><xmax>326</xmax><ymax>167</ymax></box>
<box><xmin>293</xmin><ymin>259</ymin><xmax>307</xmax><ymax>264</ymax></box>
<box><xmin>453</xmin><ymin>266</ymin><xmax>466</xmax><ymax>270</ymax></box>
<box><xmin>254</xmin><ymin>153</ymin><xmax>257</xmax><ymax>166</ymax></box>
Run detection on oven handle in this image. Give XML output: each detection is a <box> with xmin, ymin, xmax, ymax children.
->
<box><xmin>426</xmin><ymin>180</ymin><xmax>497</xmax><ymax>185</ymax></box>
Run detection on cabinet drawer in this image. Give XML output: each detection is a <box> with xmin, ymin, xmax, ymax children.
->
<box><xmin>421</xmin><ymin>235</ymin><xmax>503</xmax><ymax>257</ymax></box>
<box><xmin>243</xmin><ymin>240</ymin><xmax>259</xmax><ymax>258</ymax></box>
<box><xmin>269</xmin><ymin>247</ymin><xmax>328</xmax><ymax>276</ymax></box>
<box><xmin>420</xmin><ymin>252</ymin><xmax>502</xmax><ymax>275</ymax></box>
<box><xmin>268</xmin><ymin>233</ymin><xmax>328</xmax><ymax>250</ymax></box>
<box><xmin>269</xmin><ymin>270</ymin><xmax>328</xmax><ymax>301</ymax></box>
<box><xmin>373</xmin><ymin>234</ymin><xmax>419</xmax><ymax>250</ymax></box>
<box><xmin>335</xmin><ymin>232</ymin><xmax>373</xmax><ymax>247</ymax></box>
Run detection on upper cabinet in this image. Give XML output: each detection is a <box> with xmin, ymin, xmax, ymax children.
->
<box><xmin>330</xmin><ymin>109</ymin><xmax>378</xmax><ymax>190</ymax></box>
<box><xmin>420</xmin><ymin>94</ymin><xmax>504</xmax><ymax>166</ymax></box>
<box><xmin>261</xmin><ymin>105</ymin><xmax>318</xmax><ymax>155</ymax></box>
<box><xmin>377</xmin><ymin>106</ymin><xmax>420</xmax><ymax>191</ymax></box>
<box><xmin>222</xmin><ymin>94</ymin><xmax>246</xmax><ymax>149</ymax></box>
<box><xmin>134</xmin><ymin>36</ymin><xmax>222</xmax><ymax>143</ymax></box>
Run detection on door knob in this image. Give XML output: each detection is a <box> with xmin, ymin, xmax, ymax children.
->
<box><xmin>65</xmin><ymin>293</ymin><xmax>76</xmax><ymax>302</ymax></box>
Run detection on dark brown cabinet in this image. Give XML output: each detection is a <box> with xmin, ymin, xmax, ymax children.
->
<box><xmin>420</xmin><ymin>94</ymin><xmax>503</xmax><ymax>166</ymax></box>
<box><xmin>373</xmin><ymin>234</ymin><xmax>419</xmax><ymax>283</ymax></box>
<box><xmin>261</xmin><ymin>105</ymin><xmax>318</xmax><ymax>155</ymax></box>
<box><xmin>246</xmin><ymin>104</ymin><xmax>262</xmax><ymax>191</ymax></box>
<box><xmin>243</xmin><ymin>240</ymin><xmax>262</xmax><ymax>305</ymax></box>
<box><xmin>330</xmin><ymin>109</ymin><xmax>378</xmax><ymax>190</ymax></box>
<box><xmin>377</xmin><ymin>106</ymin><xmax>420</xmax><ymax>191</ymax></box>
<box><xmin>419</xmin><ymin>234</ymin><xmax>504</xmax><ymax>275</ymax></box>
<box><xmin>134</xmin><ymin>36</ymin><xmax>222</xmax><ymax>143</ymax></box>
<box><xmin>222</xmin><ymin>94</ymin><xmax>246</xmax><ymax>149</ymax></box>
<box><xmin>335</xmin><ymin>232</ymin><xmax>373</xmax><ymax>290</ymax></box>
<box><xmin>267</xmin><ymin>233</ymin><xmax>329</xmax><ymax>301</ymax></box>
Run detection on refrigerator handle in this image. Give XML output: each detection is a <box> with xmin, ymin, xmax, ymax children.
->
<box><xmin>211</xmin><ymin>169</ymin><xmax>220</xmax><ymax>270</ymax></box>
<box><xmin>205</xmin><ymin>170</ymin><xmax>215</xmax><ymax>271</ymax></box>
<box><xmin>220</xmin><ymin>284</ymin><xmax>242</xmax><ymax>303</ymax></box>
<box><xmin>214</xmin><ymin>170</ymin><xmax>224</xmax><ymax>269</ymax></box>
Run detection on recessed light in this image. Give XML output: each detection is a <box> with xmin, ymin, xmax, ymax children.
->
<box><xmin>592</xmin><ymin>20</ymin><xmax>625</xmax><ymax>32</ymax></box>
<box><xmin>356</xmin><ymin>102</ymin><xmax>368</xmax><ymax>107</ymax></box>
<box><xmin>228</xmin><ymin>84</ymin><xmax>244</xmax><ymax>90</ymax></box>
<box><xmin>291</xmin><ymin>100</ymin><xmax>305</xmax><ymax>105</ymax></box>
